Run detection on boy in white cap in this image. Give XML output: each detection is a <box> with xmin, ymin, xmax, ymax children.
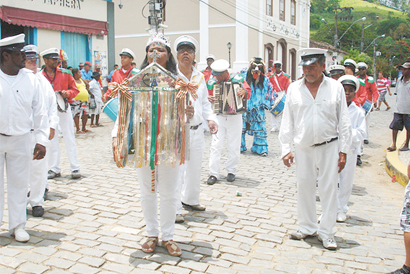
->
<box><xmin>202</xmin><ymin>54</ymin><xmax>215</xmax><ymax>93</ymax></box>
<box><xmin>41</xmin><ymin>47</ymin><xmax>81</xmax><ymax>179</ymax></box>
<box><xmin>337</xmin><ymin>75</ymin><xmax>366</xmax><ymax>222</ymax></box>
<box><xmin>207</xmin><ymin>59</ymin><xmax>251</xmax><ymax>185</ymax></box>
<box><xmin>267</xmin><ymin>60</ymin><xmax>291</xmax><ymax>132</ymax></box>
<box><xmin>0</xmin><ymin>34</ymin><xmax>49</xmax><ymax>242</ymax></box>
<box><xmin>24</xmin><ymin>45</ymin><xmax>59</xmax><ymax>217</ymax></box>
<box><xmin>174</xmin><ymin>35</ymin><xmax>218</xmax><ymax>223</ymax></box>
<box><xmin>343</xmin><ymin>59</ymin><xmax>357</xmax><ymax>76</ymax></box>
<box><xmin>328</xmin><ymin>64</ymin><xmax>345</xmax><ymax>80</ymax></box>
<box><xmin>279</xmin><ymin>48</ymin><xmax>352</xmax><ymax>250</ymax></box>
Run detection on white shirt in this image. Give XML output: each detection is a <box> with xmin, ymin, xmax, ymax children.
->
<box><xmin>347</xmin><ymin>102</ymin><xmax>366</xmax><ymax>155</ymax></box>
<box><xmin>279</xmin><ymin>76</ymin><xmax>352</xmax><ymax>158</ymax></box>
<box><xmin>176</xmin><ymin>65</ymin><xmax>217</xmax><ymax>126</ymax></box>
<box><xmin>0</xmin><ymin>68</ymin><xmax>48</xmax><ymax>145</ymax></box>
<box><xmin>36</xmin><ymin>72</ymin><xmax>59</xmax><ymax>130</ymax></box>
<box><xmin>89</xmin><ymin>79</ymin><xmax>103</xmax><ymax>104</ymax></box>
<box><xmin>395</xmin><ymin>76</ymin><xmax>410</xmax><ymax>114</ymax></box>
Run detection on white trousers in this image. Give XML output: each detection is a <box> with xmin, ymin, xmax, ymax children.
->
<box><xmin>48</xmin><ymin>108</ymin><xmax>80</xmax><ymax>173</ymax></box>
<box><xmin>337</xmin><ymin>152</ymin><xmax>357</xmax><ymax>213</ymax></box>
<box><xmin>177</xmin><ymin>126</ymin><xmax>206</xmax><ymax>214</ymax></box>
<box><xmin>295</xmin><ymin>141</ymin><xmax>339</xmax><ymax>239</ymax></box>
<box><xmin>271</xmin><ymin>113</ymin><xmax>279</xmax><ymax>130</ymax></box>
<box><xmin>209</xmin><ymin>115</ymin><xmax>242</xmax><ymax>178</ymax></box>
<box><xmin>137</xmin><ymin>165</ymin><xmax>181</xmax><ymax>241</ymax></box>
<box><xmin>0</xmin><ymin>134</ymin><xmax>31</xmax><ymax>230</ymax></box>
<box><xmin>29</xmin><ymin>134</ymin><xmax>49</xmax><ymax>207</ymax></box>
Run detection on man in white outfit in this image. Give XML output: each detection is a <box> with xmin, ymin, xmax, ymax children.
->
<box><xmin>24</xmin><ymin>45</ymin><xmax>59</xmax><ymax>217</ymax></box>
<box><xmin>174</xmin><ymin>35</ymin><xmax>218</xmax><ymax>223</ymax></box>
<box><xmin>41</xmin><ymin>48</ymin><xmax>81</xmax><ymax>179</ymax></box>
<box><xmin>337</xmin><ymin>75</ymin><xmax>366</xmax><ymax>222</ymax></box>
<box><xmin>279</xmin><ymin>48</ymin><xmax>352</xmax><ymax>250</ymax></box>
<box><xmin>0</xmin><ymin>34</ymin><xmax>48</xmax><ymax>242</ymax></box>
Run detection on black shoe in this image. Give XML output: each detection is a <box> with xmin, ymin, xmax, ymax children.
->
<box><xmin>43</xmin><ymin>188</ymin><xmax>49</xmax><ymax>201</ymax></box>
<box><xmin>356</xmin><ymin>155</ymin><xmax>362</xmax><ymax>166</ymax></box>
<box><xmin>388</xmin><ymin>265</ymin><xmax>410</xmax><ymax>274</ymax></box>
<box><xmin>47</xmin><ymin>170</ymin><xmax>61</xmax><ymax>179</ymax></box>
<box><xmin>32</xmin><ymin>206</ymin><xmax>44</xmax><ymax>217</ymax></box>
<box><xmin>364</xmin><ymin>139</ymin><xmax>369</xmax><ymax>144</ymax></box>
<box><xmin>227</xmin><ymin>173</ymin><xmax>235</xmax><ymax>182</ymax></box>
<box><xmin>71</xmin><ymin>170</ymin><xmax>81</xmax><ymax>179</ymax></box>
<box><xmin>207</xmin><ymin>176</ymin><xmax>217</xmax><ymax>185</ymax></box>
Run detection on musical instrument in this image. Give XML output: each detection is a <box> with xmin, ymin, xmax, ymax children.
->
<box><xmin>362</xmin><ymin>100</ymin><xmax>373</xmax><ymax>116</ymax></box>
<box><xmin>270</xmin><ymin>93</ymin><xmax>286</xmax><ymax>117</ymax></box>
<box><xmin>103</xmin><ymin>97</ymin><xmax>119</xmax><ymax>122</ymax></box>
<box><xmin>56</xmin><ymin>91</ymin><xmax>68</xmax><ymax>112</ymax></box>
<box><xmin>213</xmin><ymin>81</ymin><xmax>247</xmax><ymax>115</ymax></box>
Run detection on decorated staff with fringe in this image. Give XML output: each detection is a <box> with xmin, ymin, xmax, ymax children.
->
<box><xmin>111</xmin><ymin>33</ymin><xmax>193</xmax><ymax>257</ymax></box>
<box><xmin>241</xmin><ymin>57</ymin><xmax>273</xmax><ymax>156</ymax></box>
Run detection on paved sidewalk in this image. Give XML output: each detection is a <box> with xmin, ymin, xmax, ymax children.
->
<box><xmin>0</xmin><ymin>93</ymin><xmax>406</xmax><ymax>274</ymax></box>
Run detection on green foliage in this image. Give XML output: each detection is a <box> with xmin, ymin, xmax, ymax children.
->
<box><xmin>377</xmin><ymin>17</ymin><xmax>407</xmax><ymax>37</ymax></box>
<box><xmin>311</xmin><ymin>14</ymin><xmax>323</xmax><ymax>30</ymax></box>
<box><xmin>343</xmin><ymin>49</ymin><xmax>373</xmax><ymax>65</ymax></box>
<box><xmin>311</xmin><ymin>0</ymin><xmax>340</xmax><ymax>13</ymax></box>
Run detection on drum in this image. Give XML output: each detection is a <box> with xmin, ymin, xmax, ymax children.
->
<box><xmin>270</xmin><ymin>93</ymin><xmax>286</xmax><ymax>117</ymax></box>
<box><xmin>56</xmin><ymin>92</ymin><xmax>68</xmax><ymax>112</ymax></box>
<box><xmin>362</xmin><ymin>100</ymin><xmax>373</xmax><ymax>116</ymax></box>
<box><xmin>103</xmin><ymin>97</ymin><xmax>119</xmax><ymax>122</ymax></box>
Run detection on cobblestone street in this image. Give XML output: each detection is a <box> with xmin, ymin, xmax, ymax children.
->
<box><xmin>0</xmin><ymin>93</ymin><xmax>406</xmax><ymax>274</ymax></box>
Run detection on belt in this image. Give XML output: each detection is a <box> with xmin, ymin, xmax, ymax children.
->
<box><xmin>0</xmin><ymin>133</ymin><xmax>11</xmax><ymax>137</ymax></box>
<box><xmin>312</xmin><ymin>137</ymin><xmax>338</xmax><ymax>147</ymax></box>
<box><xmin>190</xmin><ymin>123</ymin><xmax>202</xmax><ymax>130</ymax></box>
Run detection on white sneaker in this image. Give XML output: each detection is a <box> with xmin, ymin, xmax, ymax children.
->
<box><xmin>13</xmin><ymin>226</ymin><xmax>30</xmax><ymax>242</ymax></box>
<box><xmin>289</xmin><ymin>230</ymin><xmax>317</xmax><ymax>240</ymax></box>
<box><xmin>336</xmin><ymin>212</ymin><xmax>347</xmax><ymax>222</ymax></box>
<box><xmin>318</xmin><ymin>235</ymin><xmax>337</xmax><ymax>250</ymax></box>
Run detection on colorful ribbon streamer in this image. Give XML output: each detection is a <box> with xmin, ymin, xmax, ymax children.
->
<box><xmin>175</xmin><ymin>78</ymin><xmax>199</xmax><ymax>101</ymax></box>
<box><xmin>104</xmin><ymin>79</ymin><xmax>133</xmax><ymax>101</ymax></box>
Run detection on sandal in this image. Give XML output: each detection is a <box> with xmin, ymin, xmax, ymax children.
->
<box><xmin>387</xmin><ymin>147</ymin><xmax>396</xmax><ymax>152</ymax></box>
<box><xmin>76</xmin><ymin>130</ymin><xmax>84</xmax><ymax>134</ymax></box>
<box><xmin>162</xmin><ymin>240</ymin><xmax>182</xmax><ymax>256</ymax></box>
<box><xmin>141</xmin><ymin>237</ymin><xmax>158</xmax><ymax>253</ymax></box>
<box><xmin>400</xmin><ymin>147</ymin><xmax>409</xmax><ymax>151</ymax></box>
<box><xmin>96</xmin><ymin>124</ymin><xmax>104</xmax><ymax>127</ymax></box>
<box><xmin>83</xmin><ymin>129</ymin><xmax>92</xmax><ymax>133</ymax></box>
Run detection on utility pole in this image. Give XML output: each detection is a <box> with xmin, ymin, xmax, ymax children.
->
<box><xmin>333</xmin><ymin>7</ymin><xmax>339</xmax><ymax>48</ymax></box>
<box><xmin>148</xmin><ymin>0</ymin><xmax>166</xmax><ymax>33</ymax></box>
<box><xmin>361</xmin><ymin>23</ymin><xmax>364</xmax><ymax>52</ymax></box>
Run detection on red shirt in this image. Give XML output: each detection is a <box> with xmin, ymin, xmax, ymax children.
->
<box><xmin>42</xmin><ymin>68</ymin><xmax>79</xmax><ymax>104</ymax></box>
<box><xmin>202</xmin><ymin>68</ymin><xmax>213</xmax><ymax>95</ymax></box>
<box><xmin>354</xmin><ymin>75</ymin><xmax>378</xmax><ymax>106</ymax></box>
<box><xmin>111</xmin><ymin>66</ymin><xmax>137</xmax><ymax>83</ymax></box>
<box><xmin>268</xmin><ymin>71</ymin><xmax>291</xmax><ymax>93</ymax></box>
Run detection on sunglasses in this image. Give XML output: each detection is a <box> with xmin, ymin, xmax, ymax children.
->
<box><xmin>177</xmin><ymin>47</ymin><xmax>194</xmax><ymax>54</ymax></box>
<box><xmin>358</xmin><ymin>68</ymin><xmax>366</xmax><ymax>70</ymax></box>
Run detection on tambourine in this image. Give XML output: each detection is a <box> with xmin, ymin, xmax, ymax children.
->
<box><xmin>56</xmin><ymin>91</ymin><xmax>68</xmax><ymax>113</ymax></box>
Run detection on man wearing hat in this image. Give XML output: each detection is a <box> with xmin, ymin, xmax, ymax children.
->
<box><xmin>111</xmin><ymin>48</ymin><xmax>139</xmax><ymax>84</ymax></box>
<box><xmin>79</xmin><ymin>62</ymin><xmax>84</xmax><ymax>70</ymax></box>
<box><xmin>24</xmin><ymin>44</ymin><xmax>59</xmax><ymax>217</ymax></box>
<box><xmin>357</xmin><ymin>62</ymin><xmax>377</xmax><ymax>146</ymax></box>
<box><xmin>89</xmin><ymin>71</ymin><xmax>104</xmax><ymax>127</ymax></box>
<box><xmin>343</xmin><ymin>59</ymin><xmax>357</xmax><ymax>76</ymax></box>
<box><xmin>173</xmin><ymin>35</ymin><xmax>218</xmax><ymax>222</ymax></box>
<box><xmin>0</xmin><ymin>34</ymin><xmax>49</xmax><ymax>241</ymax></box>
<box><xmin>328</xmin><ymin>64</ymin><xmax>345</xmax><ymax>80</ymax></box>
<box><xmin>337</xmin><ymin>75</ymin><xmax>366</xmax><ymax>223</ymax></box>
<box><xmin>267</xmin><ymin>60</ymin><xmax>291</xmax><ymax>132</ymax></box>
<box><xmin>81</xmin><ymin>61</ymin><xmax>93</xmax><ymax>82</ymax></box>
<box><xmin>387</xmin><ymin>62</ymin><xmax>410</xmax><ymax>152</ymax></box>
<box><xmin>41</xmin><ymin>47</ymin><xmax>81</xmax><ymax>180</ymax></box>
<box><xmin>206</xmin><ymin>59</ymin><xmax>251</xmax><ymax>185</ymax></box>
<box><xmin>202</xmin><ymin>54</ymin><xmax>215</xmax><ymax>93</ymax></box>
<box><xmin>279</xmin><ymin>48</ymin><xmax>352</xmax><ymax>250</ymax></box>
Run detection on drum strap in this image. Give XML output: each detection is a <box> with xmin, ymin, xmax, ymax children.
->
<box><xmin>274</xmin><ymin>74</ymin><xmax>283</xmax><ymax>92</ymax></box>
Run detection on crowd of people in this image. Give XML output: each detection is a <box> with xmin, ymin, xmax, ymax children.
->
<box><xmin>0</xmin><ymin>32</ymin><xmax>410</xmax><ymax>273</ymax></box>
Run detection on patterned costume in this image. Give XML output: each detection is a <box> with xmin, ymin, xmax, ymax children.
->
<box><xmin>241</xmin><ymin>58</ymin><xmax>272</xmax><ymax>155</ymax></box>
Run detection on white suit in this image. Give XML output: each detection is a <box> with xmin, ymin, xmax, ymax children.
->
<box><xmin>0</xmin><ymin>68</ymin><xmax>48</xmax><ymax>230</ymax></box>
<box><xmin>338</xmin><ymin>102</ymin><xmax>366</xmax><ymax>213</ymax></box>
<box><xmin>279</xmin><ymin>76</ymin><xmax>352</xmax><ymax>239</ymax></box>
<box><xmin>176</xmin><ymin>65</ymin><xmax>216</xmax><ymax>213</ymax></box>
<box><xmin>29</xmin><ymin>73</ymin><xmax>59</xmax><ymax>207</ymax></box>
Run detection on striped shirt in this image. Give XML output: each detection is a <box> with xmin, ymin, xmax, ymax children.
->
<box><xmin>377</xmin><ymin>77</ymin><xmax>389</xmax><ymax>93</ymax></box>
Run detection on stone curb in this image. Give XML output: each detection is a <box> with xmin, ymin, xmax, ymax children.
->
<box><xmin>385</xmin><ymin>130</ymin><xmax>409</xmax><ymax>187</ymax></box>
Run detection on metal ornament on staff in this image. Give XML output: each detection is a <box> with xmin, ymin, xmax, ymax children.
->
<box><xmin>112</xmin><ymin>50</ymin><xmax>191</xmax><ymax>192</ymax></box>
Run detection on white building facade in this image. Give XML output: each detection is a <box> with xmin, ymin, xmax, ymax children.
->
<box><xmin>115</xmin><ymin>0</ymin><xmax>310</xmax><ymax>80</ymax></box>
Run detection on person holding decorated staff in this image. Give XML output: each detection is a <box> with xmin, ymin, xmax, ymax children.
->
<box><xmin>41</xmin><ymin>48</ymin><xmax>81</xmax><ymax>180</ymax></box>
<box><xmin>279</xmin><ymin>48</ymin><xmax>351</xmax><ymax>250</ymax></box>
<box><xmin>112</xmin><ymin>33</ymin><xmax>191</xmax><ymax>257</ymax></box>
<box><xmin>241</xmin><ymin>57</ymin><xmax>272</xmax><ymax>156</ymax></box>
<box><xmin>0</xmin><ymin>34</ymin><xmax>48</xmax><ymax>241</ymax></box>
<box><xmin>174</xmin><ymin>35</ymin><xmax>218</xmax><ymax>224</ymax></box>
<box><xmin>206</xmin><ymin>59</ymin><xmax>251</xmax><ymax>185</ymax></box>
<box><xmin>336</xmin><ymin>75</ymin><xmax>366</xmax><ymax>222</ymax></box>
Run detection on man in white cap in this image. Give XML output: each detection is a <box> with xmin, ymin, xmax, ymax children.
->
<box><xmin>267</xmin><ymin>60</ymin><xmax>291</xmax><ymax>132</ymax></box>
<box><xmin>41</xmin><ymin>47</ymin><xmax>81</xmax><ymax>179</ymax></box>
<box><xmin>174</xmin><ymin>35</ymin><xmax>218</xmax><ymax>223</ymax></box>
<box><xmin>337</xmin><ymin>75</ymin><xmax>366</xmax><ymax>223</ymax></box>
<box><xmin>343</xmin><ymin>59</ymin><xmax>357</xmax><ymax>76</ymax></box>
<box><xmin>202</xmin><ymin>54</ymin><xmax>215</xmax><ymax>93</ymax></box>
<box><xmin>24</xmin><ymin>45</ymin><xmax>59</xmax><ymax>217</ymax></box>
<box><xmin>279</xmin><ymin>48</ymin><xmax>352</xmax><ymax>250</ymax></box>
<box><xmin>0</xmin><ymin>34</ymin><xmax>49</xmax><ymax>242</ymax></box>
<box><xmin>206</xmin><ymin>59</ymin><xmax>251</xmax><ymax>185</ymax></box>
<box><xmin>328</xmin><ymin>64</ymin><xmax>345</xmax><ymax>80</ymax></box>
